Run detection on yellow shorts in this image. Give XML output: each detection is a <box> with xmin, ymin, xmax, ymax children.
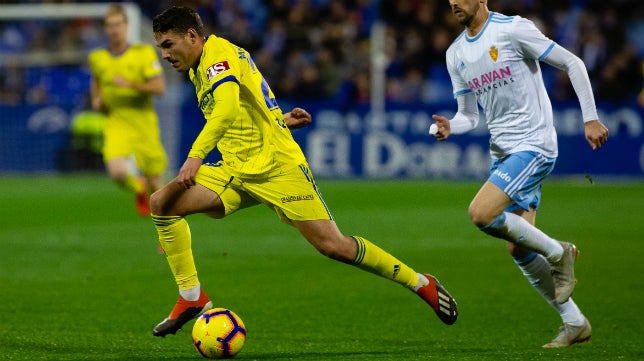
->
<box><xmin>103</xmin><ymin>127</ymin><xmax>167</xmax><ymax>177</ymax></box>
<box><xmin>195</xmin><ymin>162</ymin><xmax>333</xmax><ymax>224</ymax></box>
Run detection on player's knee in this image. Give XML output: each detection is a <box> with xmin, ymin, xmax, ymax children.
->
<box><xmin>109</xmin><ymin>171</ymin><xmax>127</xmax><ymax>184</ymax></box>
<box><xmin>149</xmin><ymin>189</ymin><xmax>165</xmax><ymax>215</ymax></box>
<box><xmin>106</xmin><ymin>163</ymin><xmax>127</xmax><ymax>182</ymax></box>
<box><xmin>468</xmin><ymin>204</ymin><xmax>495</xmax><ymax>228</ymax></box>
<box><xmin>477</xmin><ymin>213</ymin><xmax>507</xmax><ymax>238</ymax></box>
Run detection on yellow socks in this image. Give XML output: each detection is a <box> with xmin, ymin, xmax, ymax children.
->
<box><xmin>152</xmin><ymin>215</ymin><xmax>200</xmax><ymax>291</ymax></box>
<box><xmin>351</xmin><ymin>236</ymin><xmax>418</xmax><ymax>290</ymax></box>
<box><xmin>150</xmin><ymin>221</ymin><xmax>420</xmax><ymax>295</ymax></box>
<box><xmin>124</xmin><ymin>173</ymin><xmax>144</xmax><ymax>194</ymax></box>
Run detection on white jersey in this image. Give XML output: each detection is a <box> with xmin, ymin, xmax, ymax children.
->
<box><xmin>446</xmin><ymin>12</ymin><xmax>558</xmax><ymax>158</ymax></box>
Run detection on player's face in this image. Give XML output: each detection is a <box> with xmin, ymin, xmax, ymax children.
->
<box><xmin>449</xmin><ymin>0</ymin><xmax>481</xmax><ymax>27</ymax></box>
<box><xmin>104</xmin><ymin>14</ymin><xmax>128</xmax><ymax>45</ymax></box>
<box><xmin>155</xmin><ymin>30</ymin><xmax>199</xmax><ymax>73</ymax></box>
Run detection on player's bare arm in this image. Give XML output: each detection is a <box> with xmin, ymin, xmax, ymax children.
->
<box><xmin>113</xmin><ymin>74</ymin><xmax>166</xmax><ymax>96</ymax></box>
<box><xmin>584</xmin><ymin>119</ymin><xmax>609</xmax><ymax>150</ymax></box>
<box><xmin>284</xmin><ymin>107</ymin><xmax>312</xmax><ymax>129</ymax></box>
<box><xmin>89</xmin><ymin>77</ymin><xmax>106</xmax><ymax>113</ymax></box>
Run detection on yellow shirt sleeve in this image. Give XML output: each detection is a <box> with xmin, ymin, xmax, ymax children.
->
<box><xmin>187</xmin><ymin>81</ymin><xmax>240</xmax><ymax>159</ymax></box>
<box><xmin>142</xmin><ymin>45</ymin><xmax>164</xmax><ymax>80</ymax></box>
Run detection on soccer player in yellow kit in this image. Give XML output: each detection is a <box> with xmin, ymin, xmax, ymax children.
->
<box><xmin>88</xmin><ymin>4</ymin><xmax>168</xmax><ymax>216</ymax></box>
<box><xmin>150</xmin><ymin>6</ymin><xmax>458</xmax><ymax>337</ymax></box>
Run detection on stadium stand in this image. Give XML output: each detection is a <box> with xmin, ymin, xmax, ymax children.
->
<box><xmin>0</xmin><ymin>0</ymin><xmax>642</xmax><ymax>106</ymax></box>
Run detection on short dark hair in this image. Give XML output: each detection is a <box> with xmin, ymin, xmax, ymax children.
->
<box><xmin>152</xmin><ymin>6</ymin><xmax>205</xmax><ymax>37</ymax></box>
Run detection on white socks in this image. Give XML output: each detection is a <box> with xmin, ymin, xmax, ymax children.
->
<box><xmin>413</xmin><ymin>273</ymin><xmax>430</xmax><ymax>292</ymax></box>
<box><xmin>504</xmin><ymin>212</ymin><xmax>564</xmax><ymax>263</ymax></box>
<box><xmin>180</xmin><ymin>285</ymin><xmax>201</xmax><ymax>301</ymax></box>
<box><xmin>514</xmin><ymin>252</ymin><xmax>585</xmax><ymax>326</ymax></box>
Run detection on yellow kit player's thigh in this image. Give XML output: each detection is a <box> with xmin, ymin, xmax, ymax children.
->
<box><xmin>134</xmin><ymin>138</ymin><xmax>167</xmax><ymax>176</ymax></box>
<box><xmin>102</xmin><ymin>127</ymin><xmax>134</xmax><ymax>162</ymax></box>
<box><xmin>195</xmin><ymin>162</ymin><xmax>259</xmax><ymax>217</ymax></box>
<box><xmin>243</xmin><ymin>164</ymin><xmax>333</xmax><ymax>224</ymax></box>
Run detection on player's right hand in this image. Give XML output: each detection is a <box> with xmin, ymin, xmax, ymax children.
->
<box><xmin>177</xmin><ymin>157</ymin><xmax>202</xmax><ymax>189</ymax></box>
<box><xmin>430</xmin><ymin>114</ymin><xmax>451</xmax><ymax>141</ymax></box>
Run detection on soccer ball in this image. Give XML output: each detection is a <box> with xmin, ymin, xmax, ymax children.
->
<box><xmin>192</xmin><ymin>308</ymin><xmax>247</xmax><ymax>359</ymax></box>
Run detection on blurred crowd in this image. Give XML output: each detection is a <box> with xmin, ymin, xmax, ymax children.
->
<box><xmin>1</xmin><ymin>0</ymin><xmax>643</xmax><ymax>108</ymax></box>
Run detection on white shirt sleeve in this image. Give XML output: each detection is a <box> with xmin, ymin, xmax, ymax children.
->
<box><xmin>445</xmin><ymin>38</ymin><xmax>471</xmax><ymax>98</ymax></box>
<box><xmin>509</xmin><ymin>17</ymin><xmax>556</xmax><ymax>61</ymax></box>
<box><xmin>444</xmin><ymin>37</ymin><xmax>478</xmax><ymax>134</ymax></box>
<box><xmin>450</xmin><ymin>92</ymin><xmax>479</xmax><ymax>134</ymax></box>
<box><xmin>541</xmin><ymin>44</ymin><xmax>599</xmax><ymax>122</ymax></box>
<box><xmin>510</xmin><ymin>17</ymin><xmax>599</xmax><ymax>123</ymax></box>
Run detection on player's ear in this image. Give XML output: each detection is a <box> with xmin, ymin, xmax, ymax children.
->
<box><xmin>187</xmin><ymin>29</ymin><xmax>198</xmax><ymax>44</ymax></box>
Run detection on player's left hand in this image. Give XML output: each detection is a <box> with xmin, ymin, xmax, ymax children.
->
<box><xmin>584</xmin><ymin>119</ymin><xmax>609</xmax><ymax>150</ymax></box>
<box><xmin>284</xmin><ymin>107</ymin><xmax>312</xmax><ymax>129</ymax></box>
<box><xmin>177</xmin><ymin>157</ymin><xmax>203</xmax><ymax>189</ymax></box>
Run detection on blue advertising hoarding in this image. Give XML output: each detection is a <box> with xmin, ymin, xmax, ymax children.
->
<box><xmin>2</xmin><ymin>100</ymin><xmax>643</xmax><ymax>178</ymax></box>
<box><xmin>179</xmin><ymin>100</ymin><xmax>644</xmax><ymax>179</ymax></box>
<box><xmin>0</xmin><ymin>105</ymin><xmax>72</xmax><ymax>172</ymax></box>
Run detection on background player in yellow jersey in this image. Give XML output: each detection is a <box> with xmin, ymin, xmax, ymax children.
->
<box><xmin>88</xmin><ymin>4</ymin><xmax>168</xmax><ymax>216</ymax></box>
<box><xmin>149</xmin><ymin>6</ymin><xmax>458</xmax><ymax>337</ymax></box>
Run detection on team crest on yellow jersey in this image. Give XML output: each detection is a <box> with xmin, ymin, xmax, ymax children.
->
<box><xmin>206</xmin><ymin>61</ymin><xmax>230</xmax><ymax>81</ymax></box>
<box><xmin>489</xmin><ymin>46</ymin><xmax>499</xmax><ymax>62</ymax></box>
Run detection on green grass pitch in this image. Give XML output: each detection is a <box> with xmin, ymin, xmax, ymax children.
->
<box><xmin>1</xmin><ymin>174</ymin><xmax>643</xmax><ymax>360</ymax></box>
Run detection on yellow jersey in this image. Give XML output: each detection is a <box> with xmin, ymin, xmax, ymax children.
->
<box><xmin>188</xmin><ymin>35</ymin><xmax>306</xmax><ymax>178</ymax></box>
<box><xmin>88</xmin><ymin>44</ymin><xmax>163</xmax><ymax>138</ymax></box>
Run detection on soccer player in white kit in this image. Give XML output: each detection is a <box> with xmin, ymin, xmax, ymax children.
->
<box><xmin>430</xmin><ymin>0</ymin><xmax>609</xmax><ymax>348</ymax></box>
